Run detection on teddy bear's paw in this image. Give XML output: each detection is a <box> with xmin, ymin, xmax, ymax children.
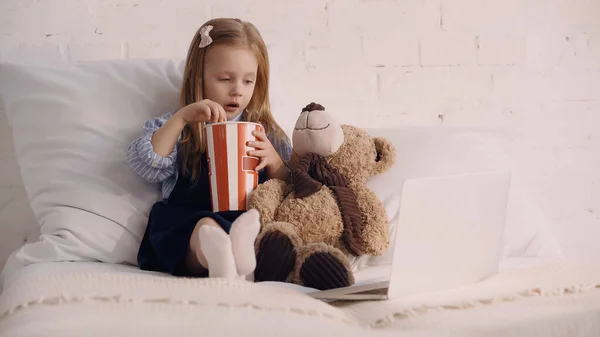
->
<box><xmin>254</xmin><ymin>230</ymin><xmax>296</xmax><ymax>282</ymax></box>
<box><xmin>298</xmin><ymin>244</ymin><xmax>355</xmax><ymax>291</ymax></box>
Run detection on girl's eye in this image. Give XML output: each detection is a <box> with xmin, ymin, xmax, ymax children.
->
<box><xmin>244</xmin><ymin>80</ymin><xmax>254</xmax><ymax>84</ymax></box>
<box><xmin>220</xmin><ymin>78</ymin><xmax>231</xmax><ymax>82</ymax></box>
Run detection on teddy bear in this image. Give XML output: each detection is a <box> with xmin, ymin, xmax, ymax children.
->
<box><xmin>248</xmin><ymin>102</ymin><xmax>396</xmax><ymax>290</ymax></box>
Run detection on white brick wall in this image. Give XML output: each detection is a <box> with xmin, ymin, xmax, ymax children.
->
<box><xmin>0</xmin><ymin>0</ymin><xmax>599</xmax><ymax>268</ymax></box>
<box><xmin>420</xmin><ymin>32</ymin><xmax>478</xmax><ymax>66</ymax></box>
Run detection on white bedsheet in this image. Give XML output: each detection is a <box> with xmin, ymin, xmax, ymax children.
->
<box><xmin>1</xmin><ymin>257</ymin><xmax>566</xmax><ymax>297</ymax></box>
<box><xmin>0</xmin><ymin>261</ymin><xmax>423</xmax><ymax>337</ymax></box>
<box><xmin>1</xmin><ymin>258</ymin><xmax>600</xmax><ymax>337</ymax></box>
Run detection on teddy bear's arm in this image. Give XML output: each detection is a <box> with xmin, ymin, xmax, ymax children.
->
<box><xmin>248</xmin><ymin>179</ymin><xmax>290</xmax><ymax>226</ymax></box>
<box><xmin>353</xmin><ymin>185</ymin><xmax>390</xmax><ymax>256</ymax></box>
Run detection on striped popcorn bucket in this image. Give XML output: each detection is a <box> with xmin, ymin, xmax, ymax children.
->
<box><xmin>203</xmin><ymin>121</ymin><xmax>263</xmax><ymax>212</ymax></box>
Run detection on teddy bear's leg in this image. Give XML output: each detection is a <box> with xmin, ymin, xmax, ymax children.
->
<box><xmin>254</xmin><ymin>222</ymin><xmax>303</xmax><ymax>283</ymax></box>
<box><xmin>293</xmin><ymin>243</ymin><xmax>355</xmax><ymax>291</ymax></box>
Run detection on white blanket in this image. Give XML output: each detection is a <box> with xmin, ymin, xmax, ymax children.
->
<box><xmin>1</xmin><ymin>260</ymin><xmax>600</xmax><ymax>337</ymax></box>
<box><xmin>336</xmin><ymin>261</ymin><xmax>600</xmax><ymax>331</ymax></box>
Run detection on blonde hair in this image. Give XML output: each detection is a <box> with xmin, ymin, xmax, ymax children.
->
<box><xmin>179</xmin><ymin>18</ymin><xmax>289</xmax><ymax>182</ymax></box>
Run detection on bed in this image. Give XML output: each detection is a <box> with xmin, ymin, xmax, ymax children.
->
<box><xmin>1</xmin><ymin>59</ymin><xmax>598</xmax><ymax>336</ymax></box>
<box><xmin>2</xmin><ymin>258</ymin><xmax>600</xmax><ymax>336</ymax></box>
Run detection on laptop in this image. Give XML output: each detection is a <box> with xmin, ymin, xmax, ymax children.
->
<box><xmin>306</xmin><ymin>170</ymin><xmax>511</xmax><ymax>301</ymax></box>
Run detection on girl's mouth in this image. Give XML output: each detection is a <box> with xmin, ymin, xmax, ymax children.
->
<box><xmin>224</xmin><ymin>103</ymin><xmax>239</xmax><ymax>112</ymax></box>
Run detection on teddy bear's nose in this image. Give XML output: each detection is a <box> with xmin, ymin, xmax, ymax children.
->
<box><xmin>293</xmin><ymin>103</ymin><xmax>344</xmax><ymax>157</ymax></box>
<box><xmin>296</xmin><ymin>102</ymin><xmax>330</xmax><ymax>130</ymax></box>
<box><xmin>301</xmin><ymin>102</ymin><xmax>325</xmax><ymax>114</ymax></box>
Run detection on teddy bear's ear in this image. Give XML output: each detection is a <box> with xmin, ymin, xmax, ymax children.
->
<box><xmin>373</xmin><ymin>137</ymin><xmax>396</xmax><ymax>175</ymax></box>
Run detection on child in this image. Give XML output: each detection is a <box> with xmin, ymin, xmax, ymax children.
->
<box><xmin>126</xmin><ymin>18</ymin><xmax>292</xmax><ymax>280</ymax></box>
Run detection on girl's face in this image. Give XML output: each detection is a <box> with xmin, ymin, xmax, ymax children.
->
<box><xmin>203</xmin><ymin>44</ymin><xmax>258</xmax><ymax>120</ymax></box>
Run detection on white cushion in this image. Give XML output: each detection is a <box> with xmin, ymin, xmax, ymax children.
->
<box><xmin>365</xmin><ymin>127</ymin><xmax>564</xmax><ymax>267</ymax></box>
<box><xmin>0</xmin><ymin>59</ymin><xmax>184</xmax><ymax>266</ymax></box>
<box><xmin>0</xmin><ymin>59</ymin><xmax>563</xmax><ymax>271</ymax></box>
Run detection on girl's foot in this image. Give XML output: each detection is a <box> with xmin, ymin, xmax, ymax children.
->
<box><xmin>229</xmin><ymin>209</ymin><xmax>261</xmax><ymax>276</ymax></box>
<box><xmin>197</xmin><ymin>226</ymin><xmax>238</xmax><ymax>279</ymax></box>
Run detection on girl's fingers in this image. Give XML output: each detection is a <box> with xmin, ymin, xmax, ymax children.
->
<box><xmin>218</xmin><ymin>104</ymin><xmax>227</xmax><ymax>122</ymax></box>
<box><xmin>206</xmin><ymin>101</ymin><xmax>222</xmax><ymax>122</ymax></box>
<box><xmin>255</xmin><ymin>158</ymin><xmax>268</xmax><ymax>172</ymax></box>
<box><xmin>248</xmin><ymin>149</ymin><xmax>269</xmax><ymax>157</ymax></box>
<box><xmin>207</xmin><ymin>106</ymin><xmax>217</xmax><ymax>122</ymax></box>
<box><xmin>252</xmin><ymin>130</ymin><xmax>267</xmax><ymax>141</ymax></box>
<box><xmin>211</xmin><ymin>106</ymin><xmax>221</xmax><ymax>123</ymax></box>
<box><xmin>248</xmin><ymin>141</ymin><xmax>267</xmax><ymax>149</ymax></box>
<box><xmin>195</xmin><ymin>104</ymin><xmax>212</xmax><ymax>122</ymax></box>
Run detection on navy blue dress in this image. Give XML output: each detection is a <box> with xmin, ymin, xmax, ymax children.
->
<box><xmin>137</xmin><ymin>152</ymin><xmax>268</xmax><ymax>277</ymax></box>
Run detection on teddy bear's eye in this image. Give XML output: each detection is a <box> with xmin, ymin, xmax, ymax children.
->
<box><xmin>376</xmin><ymin>150</ymin><xmax>382</xmax><ymax>162</ymax></box>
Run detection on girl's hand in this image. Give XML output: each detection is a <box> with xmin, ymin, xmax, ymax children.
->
<box><xmin>177</xmin><ymin>99</ymin><xmax>227</xmax><ymax>124</ymax></box>
<box><xmin>248</xmin><ymin>130</ymin><xmax>285</xmax><ymax>177</ymax></box>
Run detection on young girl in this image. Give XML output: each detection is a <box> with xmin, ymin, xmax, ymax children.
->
<box><xmin>127</xmin><ymin>18</ymin><xmax>292</xmax><ymax>279</ymax></box>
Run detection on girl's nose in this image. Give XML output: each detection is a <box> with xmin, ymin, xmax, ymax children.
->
<box><xmin>230</xmin><ymin>83</ymin><xmax>242</xmax><ymax>97</ymax></box>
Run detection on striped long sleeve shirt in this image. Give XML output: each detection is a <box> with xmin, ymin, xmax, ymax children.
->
<box><xmin>126</xmin><ymin>111</ymin><xmax>292</xmax><ymax>200</ymax></box>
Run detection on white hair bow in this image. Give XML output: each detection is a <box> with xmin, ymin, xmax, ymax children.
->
<box><xmin>198</xmin><ymin>25</ymin><xmax>213</xmax><ymax>48</ymax></box>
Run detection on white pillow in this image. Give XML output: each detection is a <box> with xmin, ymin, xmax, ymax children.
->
<box><xmin>364</xmin><ymin>127</ymin><xmax>564</xmax><ymax>267</ymax></box>
<box><xmin>0</xmin><ymin>59</ymin><xmax>184</xmax><ymax>266</ymax></box>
